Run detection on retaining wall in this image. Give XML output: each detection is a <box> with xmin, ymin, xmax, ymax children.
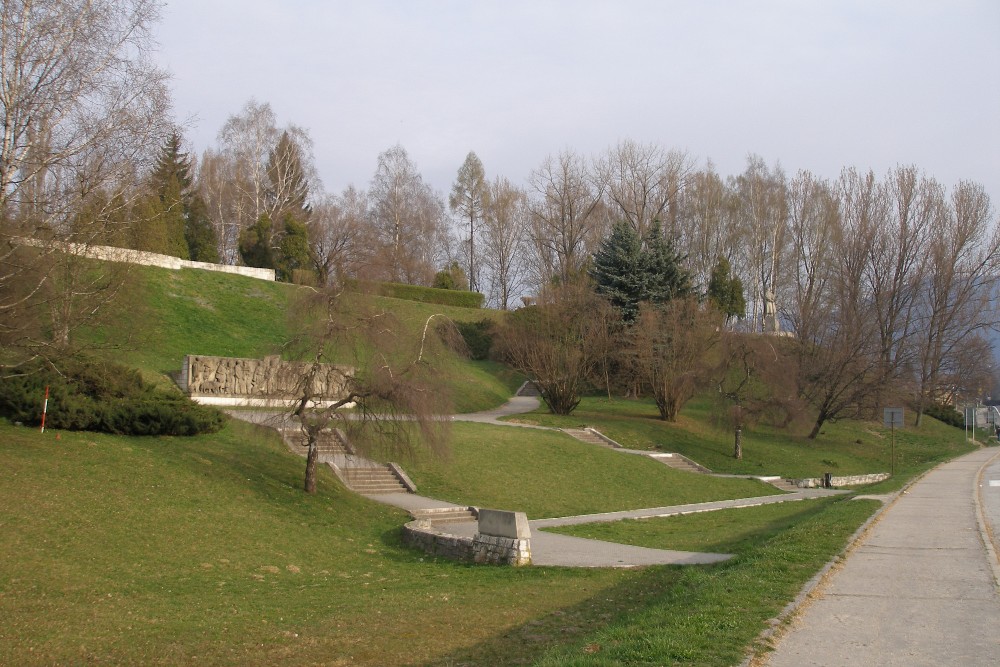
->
<box><xmin>791</xmin><ymin>472</ymin><xmax>891</xmax><ymax>488</ymax></box>
<box><xmin>16</xmin><ymin>237</ymin><xmax>275</xmax><ymax>281</ymax></box>
<box><xmin>402</xmin><ymin>509</ymin><xmax>532</xmax><ymax>566</ymax></box>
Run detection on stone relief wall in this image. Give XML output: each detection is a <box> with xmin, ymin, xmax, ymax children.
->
<box><xmin>182</xmin><ymin>354</ymin><xmax>352</xmax><ymax>399</ymax></box>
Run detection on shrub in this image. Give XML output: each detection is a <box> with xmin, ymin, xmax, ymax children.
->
<box><xmin>0</xmin><ymin>358</ymin><xmax>224</xmax><ymax>436</ymax></box>
<box><xmin>455</xmin><ymin>318</ymin><xmax>495</xmax><ymax>360</ymax></box>
<box><xmin>923</xmin><ymin>402</ymin><xmax>964</xmax><ymax>429</ymax></box>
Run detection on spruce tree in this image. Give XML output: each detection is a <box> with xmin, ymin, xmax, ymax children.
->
<box><xmin>641</xmin><ymin>220</ymin><xmax>691</xmax><ymax>303</ymax></box>
<box><xmin>590</xmin><ymin>221</ymin><xmax>645</xmax><ymax>322</ymax></box>
<box><xmin>592</xmin><ymin>220</ymin><xmax>692</xmax><ymax>321</ymax></box>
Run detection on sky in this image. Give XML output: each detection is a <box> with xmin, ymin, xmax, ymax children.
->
<box><xmin>155</xmin><ymin>0</ymin><xmax>1000</xmax><ymax>205</ymax></box>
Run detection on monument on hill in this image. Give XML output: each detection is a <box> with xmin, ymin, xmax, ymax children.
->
<box><xmin>179</xmin><ymin>354</ymin><xmax>353</xmax><ymax>407</ymax></box>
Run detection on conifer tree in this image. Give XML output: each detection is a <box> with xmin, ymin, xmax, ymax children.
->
<box><xmin>590</xmin><ymin>221</ymin><xmax>645</xmax><ymax>322</ymax></box>
<box><xmin>591</xmin><ymin>220</ymin><xmax>691</xmax><ymax>321</ymax></box>
<box><xmin>641</xmin><ymin>220</ymin><xmax>692</xmax><ymax>303</ymax></box>
<box><xmin>707</xmin><ymin>256</ymin><xmax>745</xmax><ymax>320</ymax></box>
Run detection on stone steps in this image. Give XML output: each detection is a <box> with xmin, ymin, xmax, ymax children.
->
<box><xmin>516</xmin><ymin>381</ymin><xmax>540</xmax><ymax>397</ymax></box>
<box><xmin>342</xmin><ymin>465</ymin><xmax>408</xmax><ymax>494</ymax></box>
<box><xmin>411</xmin><ymin>507</ymin><xmax>478</xmax><ymax>524</ymax></box>
<box><xmin>763</xmin><ymin>478</ymin><xmax>801</xmax><ymax>493</ymax></box>
<box><xmin>281</xmin><ymin>428</ymin><xmax>350</xmax><ymax>457</ymax></box>
<box><xmin>650</xmin><ymin>453</ymin><xmax>713</xmax><ymax>474</ymax></box>
<box><xmin>562</xmin><ymin>428</ymin><xmax>618</xmax><ymax>448</ymax></box>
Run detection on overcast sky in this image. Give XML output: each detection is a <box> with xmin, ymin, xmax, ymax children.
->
<box><xmin>155</xmin><ymin>0</ymin><xmax>1000</xmax><ymax>204</ymax></box>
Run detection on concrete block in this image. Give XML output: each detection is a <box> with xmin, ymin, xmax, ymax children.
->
<box><xmin>477</xmin><ymin>509</ymin><xmax>531</xmax><ymax>539</ymax></box>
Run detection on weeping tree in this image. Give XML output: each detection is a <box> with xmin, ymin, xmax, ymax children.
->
<box><xmin>284</xmin><ymin>285</ymin><xmax>455</xmax><ymax>494</ymax></box>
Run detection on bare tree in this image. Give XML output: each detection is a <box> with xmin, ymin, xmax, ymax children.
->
<box><xmin>677</xmin><ymin>162</ymin><xmax>739</xmax><ymax>290</ymax></box>
<box><xmin>0</xmin><ymin>0</ymin><xmax>170</xmax><ymax>368</ymax></box>
<box><xmin>196</xmin><ymin>148</ymin><xmax>242</xmax><ymax>264</ymax></box>
<box><xmin>527</xmin><ymin>150</ymin><xmax>604</xmax><ymax>288</ymax></box>
<box><xmin>785</xmin><ymin>170</ymin><xmax>840</xmax><ymax>342</ymax></box>
<box><xmin>480</xmin><ymin>176</ymin><xmax>529</xmax><ymax>309</ymax></box>
<box><xmin>914</xmin><ymin>182</ymin><xmax>1000</xmax><ymax>425</ymax></box>
<box><xmin>367</xmin><ymin>144</ymin><xmax>448</xmax><ymax>285</ymax></box>
<box><xmin>629</xmin><ymin>298</ymin><xmax>720</xmax><ymax>421</ymax></box>
<box><xmin>731</xmin><ymin>156</ymin><xmax>788</xmax><ymax>331</ymax></box>
<box><xmin>493</xmin><ymin>284</ymin><xmax>616</xmax><ymax>415</ymax></box>
<box><xmin>308</xmin><ymin>186</ymin><xmax>366</xmax><ymax>285</ymax></box>
<box><xmin>716</xmin><ymin>333</ymin><xmax>800</xmax><ymax>459</ymax></box>
<box><xmin>866</xmin><ymin>166</ymin><xmax>937</xmax><ymax>392</ymax></box>
<box><xmin>285</xmin><ymin>286</ymin><xmax>453</xmax><ymax>493</ymax></box>
<box><xmin>449</xmin><ymin>151</ymin><xmax>487</xmax><ymax>292</ymax></box>
<box><xmin>595</xmin><ymin>139</ymin><xmax>692</xmax><ymax>238</ymax></box>
<box><xmin>214</xmin><ymin>100</ymin><xmax>318</xmax><ymax>259</ymax></box>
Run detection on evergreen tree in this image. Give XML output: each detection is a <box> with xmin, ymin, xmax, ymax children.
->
<box><xmin>145</xmin><ymin>132</ymin><xmax>219</xmax><ymax>260</ymax></box>
<box><xmin>239</xmin><ymin>214</ymin><xmax>274</xmax><ymax>269</ymax></box>
<box><xmin>641</xmin><ymin>220</ymin><xmax>692</xmax><ymax>303</ymax></box>
<box><xmin>590</xmin><ymin>221</ymin><xmax>645</xmax><ymax>321</ymax></box>
<box><xmin>276</xmin><ymin>213</ymin><xmax>312</xmax><ymax>282</ymax></box>
<box><xmin>591</xmin><ymin>220</ymin><xmax>691</xmax><ymax>321</ymax></box>
<box><xmin>185</xmin><ymin>194</ymin><xmax>220</xmax><ymax>263</ymax></box>
<box><xmin>707</xmin><ymin>256</ymin><xmax>745</xmax><ymax>320</ymax></box>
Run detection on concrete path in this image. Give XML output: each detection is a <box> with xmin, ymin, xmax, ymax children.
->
<box><xmin>761</xmin><ymin>447</ymin><xmax>1000</xmax><ymax>667</ymax></box>
<box><xmin>372</xmin><ymin>489</ymin><xmax>843</xmax><ymax>568</ymax></box>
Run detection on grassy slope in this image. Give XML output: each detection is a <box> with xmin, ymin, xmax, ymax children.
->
<box><xmin>85</xmin><ymin>264</ymin><xmax>515</xmax><ymax>413</ymax></box>
<box><xmin>404</xmin><ymin>422</ymin><xmax>780</xmax><ymax>518</ymax></box>
<box><xmin>508</xmin><ymin>395</ymin><xmax>974</xmax><ymax>482</ymax></box>
<box><xmin>0</xmin><ymin>419</ymin><xmax>627</xmax><ymax>666</ymax></box>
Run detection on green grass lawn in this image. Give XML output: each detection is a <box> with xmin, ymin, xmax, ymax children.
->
<box><xmin>0</xmin><ymin>417</ymin><xmax>883</xmax><ymax>666</ymax></box>
<box><xmin>402</xmin><ymin>422</ymin><xmax>781</xmax><ymax>519</ymax></box>
<box><xmin>0</xmin><ymin>418</ymin><xmax>630</xmax><ymax>666</ymax></box>
<box><xmin>507</xmin><ymin>395</ymin><xmax>974</xmax><ymax>483</ymax></box>
<box><xmin>545</xmin><ymin>496</ymin><xmax>844</xmax><ymax>553</ymax></box>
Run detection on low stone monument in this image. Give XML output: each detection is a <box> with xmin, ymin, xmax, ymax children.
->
<box><xmin>473</xmin><ymin>509</ymin><xmax>532</xmax><ymax>566</ymax></box>
<box><xmin>179</xmin><ymin>354</ymin><xmax>353</xmax><ymax>407</ymax></box>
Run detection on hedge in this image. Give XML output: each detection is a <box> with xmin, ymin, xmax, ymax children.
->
<box><xmin>348</xmin><ymin>280</ymin><xmax>484</xmax><ymax>308</ymax></box>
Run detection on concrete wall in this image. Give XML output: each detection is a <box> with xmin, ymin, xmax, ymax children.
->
<box><xmin>791</xmin><ymin>472</ymin><xmax>891</xmax><ymax>488</ymax></box>
<box><xmin>17</xmin><ymin>237</ymin><xmax>275</xmax><ymax>281</ymax></box>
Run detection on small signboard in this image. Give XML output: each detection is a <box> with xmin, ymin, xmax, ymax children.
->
<box><xmin>883</xmin><ymin>408</ymin><xmax>904</xmax><ymax>428</ymax></box>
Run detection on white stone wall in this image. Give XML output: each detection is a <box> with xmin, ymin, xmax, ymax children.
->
<box><xmin>15</xmin><ymin>237</ymin><xmax>275</xmax><ymax>281</ymax></box>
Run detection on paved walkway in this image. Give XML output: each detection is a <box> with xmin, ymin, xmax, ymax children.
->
<box><xmin>373</xmin><ymin>488</ymin><xmax>845</xmax><ymax>568</ymax></box>
<box><xmin>761</xmin><ymin>447</ymin><xmax>1000</xmax><ymax>666</ymax></box>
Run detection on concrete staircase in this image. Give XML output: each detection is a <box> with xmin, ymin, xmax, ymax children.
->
<box><xmin>562</xmin><ymin>427</ymin><xmax>620</xmax><ymax>448</ymax></box>
<box><xmin>280</xmin><ymin>427</ymin><xmax>351</xmax><ymax>458</ymax></box>
<box><xmin>516</xmin><ymin>381</ymin><xmax>540</xmax><ymax>397</ymax></box>
<box><xmin>410</xmin><ymin>507</ymin><xmax>478</xmax><ymax>524</ymax></box>
<box><xmin>760</xmin><ymin>476</ymin><xmax>801</xmax><ymax>493</ymax></box>
<box><xmin>342</xmin><ymin>465</ymin><xmax>409</xmax><ymax>495</ymax></box>
<box><xmin>650</xmin><ymin>452</ymin><xmax>713</xmax><ymax>474</ymax></box>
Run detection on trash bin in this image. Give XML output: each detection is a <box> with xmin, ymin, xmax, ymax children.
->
<box><xmin>823</xmin><ymin>472</ymin><xmax>833</xmax><ymax>488</ymax></box>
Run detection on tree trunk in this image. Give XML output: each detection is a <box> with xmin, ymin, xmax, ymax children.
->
<box><xmin>303</xmin><ymin>437</ymin><xmax>319</xmax><ymax>494</ymax></box>
<box><xmin>808</xmin><ymin>412</ymin><xmax>826</xmax><ymax>440</ymax></box>
<box><xmin>733</xmin><ymin>426</ymin><xmax>743</xmax><ymax>460</ymax></box>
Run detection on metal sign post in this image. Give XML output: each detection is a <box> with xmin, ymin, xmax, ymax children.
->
<box><xmin>883</xmin><ymin>408</ymin><xmax>904</xmax><ymax>476</ymax></box>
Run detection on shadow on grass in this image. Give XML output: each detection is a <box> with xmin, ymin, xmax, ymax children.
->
<box><xmin>416</xmin><ymin>564</ymin><xmax>688</xmax><ymax>667</ymax></box>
